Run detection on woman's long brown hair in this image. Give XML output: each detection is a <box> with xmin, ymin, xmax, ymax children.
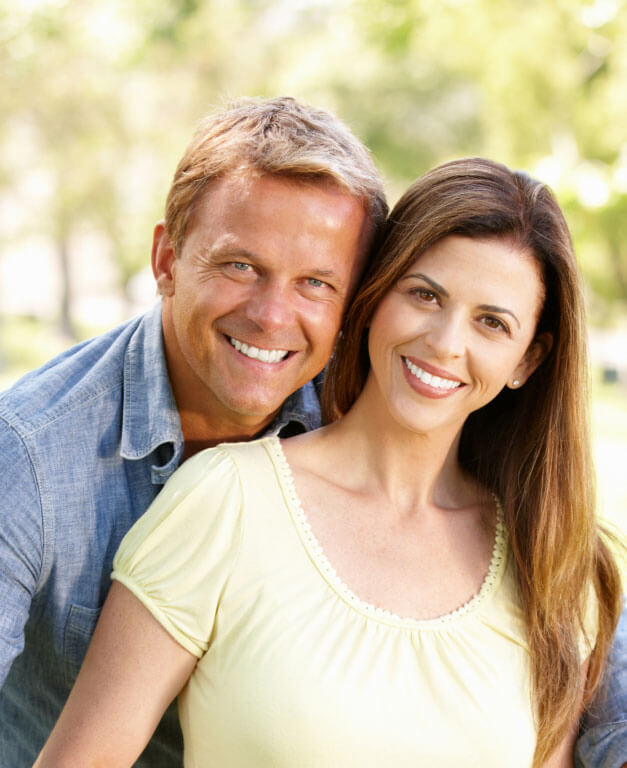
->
<box><xmin>324</xmin><ymin>158</ymin><xmax>623</xmax><ymax>766</ymax></box>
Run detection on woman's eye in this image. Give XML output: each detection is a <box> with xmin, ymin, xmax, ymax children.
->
<box><xmin>481</xmin><ymin>316</ymin><xmax>508</xmax><ymax>332</ymax></box>
<box><xmin>232</xmin><ymin>262</ymin><xmax>251</xmax><ymax>271</ymax></box>
<box><xmin>413</xmin><ymin>288</ymin><xmax>437</xmax><ymax>302</ymax></box>
<box><xmin>307</xmin><ymin>278</ymin><xmax>327</xmax><ymax>289</ymax></box>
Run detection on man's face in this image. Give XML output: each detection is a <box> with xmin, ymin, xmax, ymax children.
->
<box><xmin>154</xmin><ymin>173</ymin><xmax>369</xmax><ymax>438</ymax></box>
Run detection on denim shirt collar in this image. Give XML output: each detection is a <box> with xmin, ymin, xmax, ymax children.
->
<box><xmin>264</xmin><ymin>378</ymin><xmax>322</xmax><ymax>437</ymax></box>
<box><xmin>120</xmin><ymin>303</ymin><xmax>184</xmax><ymax>482</ymax></box>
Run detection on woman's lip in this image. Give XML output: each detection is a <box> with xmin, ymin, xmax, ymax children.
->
<box><xmin>403</xmin><ymin>356</ymin><xmax>464</xmax><ymax>383</ymax></box>
<box><xmin>401</xmin><ymin>359</ymin><xmax>462</xmax><ymax>399</ymax></box>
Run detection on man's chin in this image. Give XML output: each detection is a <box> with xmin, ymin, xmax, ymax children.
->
<box><xmin>209</xmin><ymin>376</ymin><xmax>306</xmax><ymax>431</ymax></box>
<box><xmin>223</xmin><ymin>395</ymin><xmax>286</xmax><ymax>426</ymax></box>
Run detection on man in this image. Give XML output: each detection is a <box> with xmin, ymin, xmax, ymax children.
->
<box><xmin>0</xmin><ymin>96</ymin><xmax>387</xmax><ymax>766</ymax></box>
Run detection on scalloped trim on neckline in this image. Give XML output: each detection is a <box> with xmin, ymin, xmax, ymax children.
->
<box><xmin>266</xmin><ymin>435</ymin><xmax>507</xmax><ymax>630</ymax></box>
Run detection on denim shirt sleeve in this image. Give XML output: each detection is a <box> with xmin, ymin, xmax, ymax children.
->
<box><xmin>575</xmin><ymin>605</ymin><xmax>627</xmax><ymax>768</ymax></box>
<box><xmin>0</xmin><ymin>418</ymin><xmax>45</xmax><ymax>687</ymax></box>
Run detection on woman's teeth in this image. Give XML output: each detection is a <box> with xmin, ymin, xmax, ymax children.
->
<box><xmin>403</xmin><ymin>358</ymin><xmax>462</xmax><ymax>390</ymax></box>
<box><xmin>229</xmin><ymin>337</ymin><xmax>289</xmax><ymax>364</ymax></box>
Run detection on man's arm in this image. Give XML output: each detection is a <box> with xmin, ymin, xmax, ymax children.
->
<box><xmin>34</xmin><ymin>581</ymin><xmax>197</xmax><ymax>767</ymax></box>
<box><xmin>575</xmin><ymin>605</ymin><xmax>627</xmax><ymax>768</ymax></box>
<box><xmin>0</xmin><ymin>419</ymin><xmax>45</xmax><ymax>686</ymax></box>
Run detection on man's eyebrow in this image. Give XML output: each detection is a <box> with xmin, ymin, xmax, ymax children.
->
<box><xmin>402</xmin><ymin>273</ymin><xmax>521</xmax><ymax>327</ymax></box>
<box><xmin>202</xmin><ymin>244</ymin><xmax>257</xmax><ymax>261</ymax></box>
<box><xmin>202</xmin><ymin>246</ymin><xmax>341</xmax><ymax>282</ymax></box>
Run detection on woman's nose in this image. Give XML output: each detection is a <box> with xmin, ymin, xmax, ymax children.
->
<box><xmin>423</xmin><ymin>311</ymin><xmax>466</xmax><ymax>359</ymax></box>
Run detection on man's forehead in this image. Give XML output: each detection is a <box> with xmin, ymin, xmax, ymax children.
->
<box><xmin>203</xmin><ymin>170</ymin><xmax>361</xmax><ymax>208</ymax></box>
<box><xmin>188</xmin><ymin>172</ymin><xmax>365</xmax><ymax>233</ymax></box>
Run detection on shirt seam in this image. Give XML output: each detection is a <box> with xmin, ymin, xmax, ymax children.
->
<box><xmin>0</xmin><ymin>378</ymin><xmax>124</xmax><ymax>440</ymax></box>
<box><xmin>0</xmin><ymin>414</ymin><xmax>50</xmax><ymax>596</ymax></box>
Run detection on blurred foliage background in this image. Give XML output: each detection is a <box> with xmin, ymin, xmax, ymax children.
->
<box><xmin>0</xmin><ymin>0</ymin><xmax>625</xmax><ymax>541</ymax></box>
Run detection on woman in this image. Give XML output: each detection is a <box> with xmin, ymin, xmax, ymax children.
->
<box><xmin>35</xmin><ymin>159</ymin><xmax>622</xmax><ymax>767</ymax></box>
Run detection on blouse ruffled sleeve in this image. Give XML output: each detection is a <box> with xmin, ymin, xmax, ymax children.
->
<box><xmin>112</xmin><ymin>445</ymin><xmax>243</xmax><ymax>658</ymax></box>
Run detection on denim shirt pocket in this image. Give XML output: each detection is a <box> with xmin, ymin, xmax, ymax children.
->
<box><xmin>63</xmin><ymin>603</ymin><xmax>102</xmax><ymax>685</ymax></box>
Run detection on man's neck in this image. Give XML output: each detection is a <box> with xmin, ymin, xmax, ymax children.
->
<box><xmin>179</xmin><ymin>410</ymin><xmax>277</xmax><ymax>461</ymax></box>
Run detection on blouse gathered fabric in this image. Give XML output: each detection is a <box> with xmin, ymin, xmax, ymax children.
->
<box><xmin>112</xmin><ymin>436</ymin><xmax>591</xmax><ymax>768</ymax></box>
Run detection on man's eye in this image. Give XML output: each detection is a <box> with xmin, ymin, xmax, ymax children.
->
<box><xmin>232</xmin><ymin>262</ymin><xmax>251</xmax><ymax>271</ymax></box>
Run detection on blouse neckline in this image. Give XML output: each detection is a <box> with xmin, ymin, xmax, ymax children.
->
<box><xmin>266</xmin><ymin>435</ymin><xmax>507</xmax><ymax>631</ymax></box>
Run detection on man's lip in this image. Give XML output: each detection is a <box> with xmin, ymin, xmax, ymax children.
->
<box><xmin>402</xmin><ymin>356</ymin><xmax>463</xmax><ymax>383</ymax></box>
<box><xmin>223</xmin><ymin>334</ymin><xmax>296</xmax><ymax>364</ymax></box>
<box><xmin>226</xmin><ymin>334</ymin><xmax>294</xmax><ymax>353</ymax></box>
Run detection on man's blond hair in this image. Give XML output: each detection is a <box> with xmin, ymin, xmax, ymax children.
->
<box><xmin>164</xmin><ymin>96</ymin><xmax>387</xmax><ymax>253</ymax></box>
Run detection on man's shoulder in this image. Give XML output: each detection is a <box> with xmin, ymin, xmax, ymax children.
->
<box><xmin>0</xmin><ymin>313</ymin><xmax>146</xmax><ymax>437</ymax></box>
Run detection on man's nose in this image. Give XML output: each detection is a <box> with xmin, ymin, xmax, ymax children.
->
<box><xmin>243</xmin><ymin>281</ymin><xmax>294</xmax><ymax>331</ymax></box>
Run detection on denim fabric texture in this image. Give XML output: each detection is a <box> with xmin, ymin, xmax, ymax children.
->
<box><xmin>576</xmin><ymin>604</ymin><xmax>627</xmax><ymax>768</ymax></box>
<box><xmin>0</xmin><ymin>302</ymin><xmax>322</xmax><ymax>767</ymax></box>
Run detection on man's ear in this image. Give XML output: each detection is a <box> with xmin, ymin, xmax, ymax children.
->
<box><xmin>151</xmin><ymin>221</ymin><xmax>176</xmax><ymax>297</ymax></box>
<box><xmin>508</xmin><ymin>331</ymin><xmax>553</xmax><ymax>389</ymax></box>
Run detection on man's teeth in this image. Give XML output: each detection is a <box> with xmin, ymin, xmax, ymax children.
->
<box><xmin>403</xmin><ymin>358</ymin><xmax>462</xmax><ymax>390</ymax></box>
<box><xmin>229</xmin><ymin>338</ymin><xmax>289</xmax><ymax>363</ymax></box>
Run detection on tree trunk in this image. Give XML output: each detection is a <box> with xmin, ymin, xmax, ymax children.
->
<box><xmin>56</xmin><ymin>233</ymin><xmax>76</xmax><ymax>340</ymax></box>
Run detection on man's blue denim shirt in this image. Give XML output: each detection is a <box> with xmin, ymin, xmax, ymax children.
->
<box><xmin>576</xmin><ymin>604</ymin><xmax>627</xmax><ymax>768</ymax></box>
<box><xmin>0</xmin><ymin>302</ymin><xmax>322</xmax><ymax>767</ymax></box>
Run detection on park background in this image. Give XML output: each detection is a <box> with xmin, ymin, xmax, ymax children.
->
<box><xmin>1</xmin><ymin>0</ymin><xmax>625</xmax><ymax>552</ymax></box>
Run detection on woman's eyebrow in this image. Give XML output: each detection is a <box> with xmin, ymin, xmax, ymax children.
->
<box><xmin>402</xmin><ymin>272</ymin><xmax>449</xmax><ymax>297</ymax></box>
<box><xmin>479</xmin><ymin>304</ymin><xmax>521</xmax><ymax>328</ymax></box>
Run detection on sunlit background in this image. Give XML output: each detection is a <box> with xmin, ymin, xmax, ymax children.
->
<box><xmin>1</xmin><ymin>0</ymin><xmax>625</xmax><ymax>549</ymax></box>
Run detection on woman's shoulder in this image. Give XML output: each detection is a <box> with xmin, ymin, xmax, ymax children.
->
<box><xmin>113</xmin><ymin>441</ymin><xmax>268</xmax><ymax>578</ymax></box>
<box><xmin>215</xmin><ymin>434</ymin><xmax>279</xmax><ymax>466</ymax></box>
<box><xmin>159</xmin><ymin>436</ymin><xmax>278</xmax><ymax>499</ymax></box>
<box><xmin>111</xmin><ymin>442</ymin><xmax>271</xmax><ymax>657</ymax></box>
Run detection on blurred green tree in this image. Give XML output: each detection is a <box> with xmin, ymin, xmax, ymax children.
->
<box><xmin>0</xmin><ymin>0</ymin><xmax>625</xmax><ymax>342</ymax></box>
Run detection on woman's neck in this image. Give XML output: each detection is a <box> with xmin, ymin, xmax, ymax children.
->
<box><xmin>315</xmin><ymin>393</ymin><xmax>483</xmax><ymax>517</ymax></box>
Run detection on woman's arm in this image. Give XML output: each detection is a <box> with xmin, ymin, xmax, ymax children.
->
<box><xmin>34</xmin><ymin>581</ymin><xmax>197</xmax><ymax>768</ymax></box>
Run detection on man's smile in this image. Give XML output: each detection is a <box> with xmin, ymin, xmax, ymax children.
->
<box><xmin>228</xmin><ymin>335</ymin><xmax>290</xmax><ymax>364</ymax></box>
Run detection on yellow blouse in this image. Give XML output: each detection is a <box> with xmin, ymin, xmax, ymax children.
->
<box><xmin>112</xmin><ymin>436</ymin><xmax>589</xmax><ymax>767</ymax></box>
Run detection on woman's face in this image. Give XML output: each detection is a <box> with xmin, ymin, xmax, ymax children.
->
<box><xmin>365</xmin><ymin>235</ymin><xmax>550</xmax><ymax>438</ymax></box>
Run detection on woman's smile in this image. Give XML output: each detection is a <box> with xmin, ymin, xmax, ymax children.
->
<box><xmin>402</xmin><ymin>357</ymin><xmax>464</xmax><ymax>397</ymax></box>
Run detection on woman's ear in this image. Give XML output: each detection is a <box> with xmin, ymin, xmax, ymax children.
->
<box><xmin>507</xmin><ymin>332</ymin><xmax>553</xmax><ymax>389</ymax></box>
